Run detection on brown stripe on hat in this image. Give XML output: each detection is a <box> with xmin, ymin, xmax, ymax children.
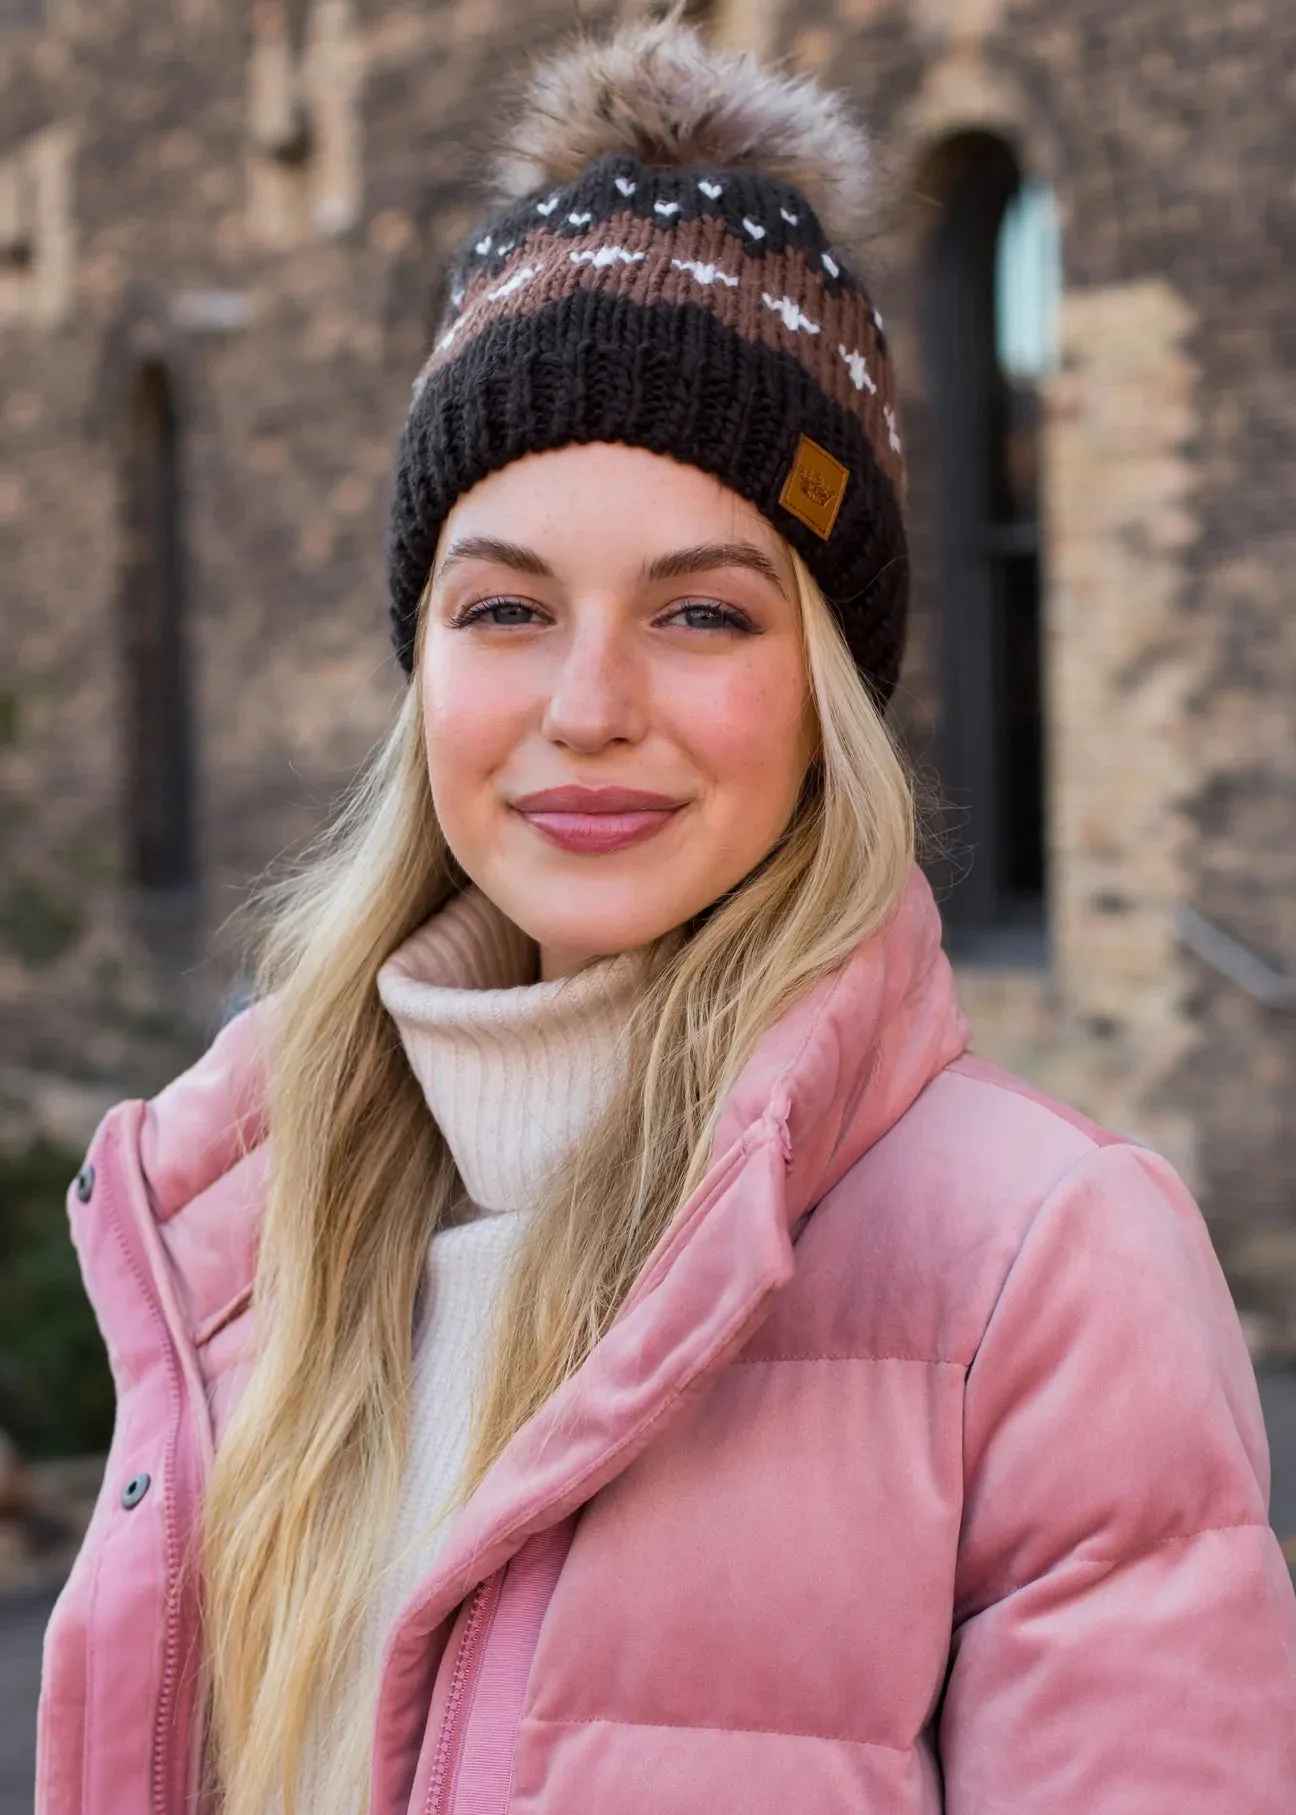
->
<box><xmin>418</xmin><ymin>209</ymin><xmax>903</xmax><ymax>495</ymax></box>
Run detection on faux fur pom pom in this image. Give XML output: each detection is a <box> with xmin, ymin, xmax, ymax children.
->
<box><xmin>493</xmin><ymin>13</ymin><xmax>877</xmax><ymax>258</ymax></box>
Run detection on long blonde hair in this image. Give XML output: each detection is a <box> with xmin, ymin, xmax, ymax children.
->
<box><xmin>201</xmin><ymin>549</ymin><xmax>915</xmax><ymax>1815</ymax></box>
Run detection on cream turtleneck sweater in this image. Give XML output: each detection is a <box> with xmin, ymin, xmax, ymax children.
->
<box><xmin>379</xmin><ymin>885</ymin><xmax>646</xmax><ymax>1214</ymax></box>
<box><xmin>292</xmin><ymin>887</ymin><xmax>647</xmax><ymax>1815</ymax></box>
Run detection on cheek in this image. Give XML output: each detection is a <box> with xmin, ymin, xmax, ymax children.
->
<box><xmin>421</xmin><ymin>645</ymin><xmax>526</xmax><ymax>799</ymax></box>
<box><xmin>670</xmin><ymin>653</ymin><xmax>811</xmax><ymax>809</ymax></box>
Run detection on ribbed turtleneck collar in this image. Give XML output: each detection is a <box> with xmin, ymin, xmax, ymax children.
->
<box><xmin>376</xmin><ymin>888</ymin><xmax>649</xmax><ymax>1213</ymax></box>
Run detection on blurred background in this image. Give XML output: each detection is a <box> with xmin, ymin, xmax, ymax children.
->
<box><xmin>1</xmin><ymin>0</ymin><xmax>1295</xmax><ymax>1799</ymax></box>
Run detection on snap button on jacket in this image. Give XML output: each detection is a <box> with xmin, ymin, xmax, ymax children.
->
<box><xmin>37</xmin><ymin>870</ymin><xmax>1296</xmax><ymax>1813</ymax></box>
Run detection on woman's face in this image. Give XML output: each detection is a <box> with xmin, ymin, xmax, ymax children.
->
<box><xmin>421</xmin><ymin>443</ymin><xmax>815</xmax><ymax>977</ymax></box>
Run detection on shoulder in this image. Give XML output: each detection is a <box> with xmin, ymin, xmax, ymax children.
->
<box><xmin>139</xmin><ymin>1002</ymin><xmax>270</xmax><ymax>1215</ymax></box>
<box><xmin>772</xmin><ymin>1053</ymin><xmax>1238</xmax><ymax>1378</ymax></box>
<box><xmin>59</xmin><ymin>1006</ymin><xmax>271</xmax><ymax>1432</ymax></box>
<box><xmin>875</xmin><ymin>1049</ymin><xmax>1120</xmax><ymax>1210</ymax></box>
<box><xmin>85</xmin><ymin>1005</ymin><xmax>271</xmax><ymax>1342</ymax></box>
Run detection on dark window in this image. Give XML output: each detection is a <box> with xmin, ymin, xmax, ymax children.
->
<box><xmin>922</xmin><ymin>135</ymin><xmax>1056</xmax><ymax>958</ymax></box>
<box><xmin>120</xmin><ymin>363</ymin><xmax>195</xmax><ymax>890</ymax></box>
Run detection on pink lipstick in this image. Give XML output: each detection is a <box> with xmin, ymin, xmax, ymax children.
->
<box><xmin>511</xmin><ymin>785</ymin><xmax>685</xmax><ymax>855</ymax></box>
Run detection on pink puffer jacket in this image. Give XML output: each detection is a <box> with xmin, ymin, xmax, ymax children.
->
<box><xmin>38</xmin><ymin>870</ymin><xmax>1296</xmax><ymax>1813</ymax></box>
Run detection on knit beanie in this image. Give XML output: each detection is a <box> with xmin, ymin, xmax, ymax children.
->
<box><xmin>387</xmin><ymin>18</ymin><xmax>908</xmax><ymax>704</ymax></box>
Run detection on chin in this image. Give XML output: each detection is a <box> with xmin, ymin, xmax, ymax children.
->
<box><xmin>496</xmin><ymin>875</ymin><xmax>696</xmax><ymax>960</ymax></box>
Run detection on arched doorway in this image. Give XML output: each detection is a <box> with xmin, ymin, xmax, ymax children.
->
<box><xmin>119</xmin><ymin>361</ymin><xmax>195</xmax><ymax>892</ymax></box>
<box><xmin>921</xmin><ymin>133</ymin><xmax>1058</xmax><ymax>956</ymax></box>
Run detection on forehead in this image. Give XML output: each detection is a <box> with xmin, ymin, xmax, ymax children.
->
<box><xmin>439</xmin><ymin>443</ymin><xmax>789</xmax><ymax>570</ymax></box>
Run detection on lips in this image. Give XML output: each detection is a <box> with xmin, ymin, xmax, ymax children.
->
<box><xmin>511</xmin><ymin>785</ymin><xmax>686</xmax><ymax>855</ymax></box>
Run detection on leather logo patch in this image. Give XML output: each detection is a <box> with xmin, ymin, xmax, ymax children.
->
<box><xmin>779</xmin><ymin>434</ymin><xmax>849</xmax><ymax>540</ymax></box>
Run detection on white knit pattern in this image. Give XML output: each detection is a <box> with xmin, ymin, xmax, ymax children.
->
<box><xmin>287</xmin><ymin>889</ymin><xmax>646</xmax><ymax>1815</ymax></box>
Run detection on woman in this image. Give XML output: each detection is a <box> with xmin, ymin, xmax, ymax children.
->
<box><xmin>38</xmin><ymin>16</ymin><xmax>1296</xmax><ymax>1815</ymax></box>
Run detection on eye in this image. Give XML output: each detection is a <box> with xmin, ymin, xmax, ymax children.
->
<box><xmin>450</xmin><ymin>596</ymin><xmax>545</xmax><ymax>629</ymax></box>
<box><xmin>658</xmin><ymin>598</ymin><xmax>757</xmax><ymax>633</ymax></box>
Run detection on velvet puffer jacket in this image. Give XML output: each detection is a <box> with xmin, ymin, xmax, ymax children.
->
<box><xmin>37</xmin><ymin>870</ymin><xmax>1296</xmax><ymax>1813</ymax></box>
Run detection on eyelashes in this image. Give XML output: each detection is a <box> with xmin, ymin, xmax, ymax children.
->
<box><xmin>662</xmin><ymin>599</ymin><xmax>756</xmax><ymax>633</ymax></box>
<box><xmin>447</xmin><ymin>596</ymin><xmax>758</xmax><ymax>635</ymax></box>
<box><xmin>447</xmin><ymin>596</ymin><xmax>541</xmax><ymax>629</ymax></box>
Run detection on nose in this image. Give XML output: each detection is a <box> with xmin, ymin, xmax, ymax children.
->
<box><xmin>541</xmin><ymin>614</ymin><xmax>647</xmax><ymax>753</ymax></box>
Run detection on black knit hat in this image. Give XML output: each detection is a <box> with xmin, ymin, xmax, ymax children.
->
<box><xmin>387</xmin><ymin>21</ymin><xmax>908</xmax><ymax>703</ymax></box>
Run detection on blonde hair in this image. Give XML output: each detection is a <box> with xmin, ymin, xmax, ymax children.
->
<box><xmin>200</xmin><ymin>550</ymin><xmax>915</xmax><ymax>1815</ymax></box>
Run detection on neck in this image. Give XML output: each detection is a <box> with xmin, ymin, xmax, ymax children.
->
<box><xmin>539</xmin><ymin>944</ymin><xmax>599</xmax><ymax>982</ymax></box>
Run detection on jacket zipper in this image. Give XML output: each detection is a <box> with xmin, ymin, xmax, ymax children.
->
<box><xmin>98</xmin><ymin>1133</ymin><xmax>191</xmax><ymax>1815</ymax></box>
<box><xmin>422</xmin><ymin>1570</ymin><xmax>505</xmax><ymax>1815</ymax></box>
<box><xmin>151</xmin><ymin>1401</ymin><xmax>184</xmax><ymax>1815</ymax></box>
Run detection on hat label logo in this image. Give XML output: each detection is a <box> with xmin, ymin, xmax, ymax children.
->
<box><xmin>779</xmin><ymin>434</ymin><xmax>849</xmax><ymax>540</ymax></box>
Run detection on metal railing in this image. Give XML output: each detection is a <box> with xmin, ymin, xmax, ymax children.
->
<box><xmin>1174</xmin><ymin>905</ymin><xmax>1296</xmax><ymax>1009</ymax></box>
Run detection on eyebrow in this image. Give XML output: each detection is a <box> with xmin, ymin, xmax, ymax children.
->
<box><xmin>433</xmin><ymin>535</ymin><xmax>556</xmax><ymax>584</ymax></box>
<box><xmin>641</xmin><ymin>541</ymin><xmax>787</xmax><ymax>595</ymax></box>
<box><xmin>432</xmin><ymin>534</ymin><xmax>787</xmax><ymax>596</ymax></box>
